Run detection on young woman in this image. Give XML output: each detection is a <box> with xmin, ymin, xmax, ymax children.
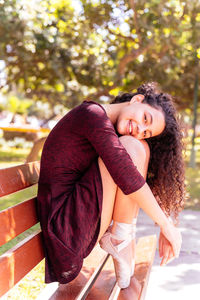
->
<box><xmin>37</xmin><ymin>82</ymin><xmax>185</xmax><ymax>289</ymax></box>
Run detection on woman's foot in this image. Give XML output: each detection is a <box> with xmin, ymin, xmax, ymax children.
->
<box><xmin>99</xmin><ymin>231</ymin><xmax>134</xmax><ymax>289</ymax></box>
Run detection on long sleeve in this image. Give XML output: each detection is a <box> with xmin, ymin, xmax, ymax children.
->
<box><xmin>81</xmin><ymin>101</ymin><xmax>145</xmax><ymax>195</ymax></box>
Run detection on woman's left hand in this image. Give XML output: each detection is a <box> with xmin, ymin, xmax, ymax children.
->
<box><xmin>159</xmin><ymin>231</ymin><xmax>175</xmax><ymax>266</ymax></box>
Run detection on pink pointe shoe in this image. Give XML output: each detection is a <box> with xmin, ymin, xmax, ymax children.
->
<box><xmin>99</xmin><ymin>231</ymin><xmax>135</xmax><ymax>289</ymax></box>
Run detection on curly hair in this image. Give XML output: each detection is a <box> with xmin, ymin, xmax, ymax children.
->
<box><xmin>111</xmin><ymin>82</ymin><xmax>186</xmax><ymax>222</ymax></box>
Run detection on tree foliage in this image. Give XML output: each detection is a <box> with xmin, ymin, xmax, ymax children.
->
<box><xmin>0</xmin><ymin>0</ymin><xmax>200</xmax><ymax>109</ymax></box>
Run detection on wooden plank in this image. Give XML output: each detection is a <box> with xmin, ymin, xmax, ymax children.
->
<box><xmin>109</xmin><ymin>277</ymin><xmax>142</xmax><ymax>300</ymax></box>
<box><xmin>76</xmin><ymin>254</ymin><xmax>110</xmax><ymax>300</ymax></box>
<box><xmin>134</xmin><ymin>235</ymin><xmax>157</xmax><ymax>300</ymax></box>
<box><xmin>117</xmin><ymin>235</ymin><xmax>157</xmax><ymax>300</ymax></box>
<box><xmin>86</xmin><ymin>255</ymin><xmax>116</xmax><ymax>300</ymax></box>
<box><xmin>88</xmin><ymin>235</ymin><xmax>157</xmax><ymax>300</ymax></box>
<box><xmin>0</xmin><ymin>198</ymin><xmax>38</xmax><ymax>247</ymax></box>
<box><xmin>46</xmin><ymin>236</ymin><xmax>156</xmax><ymax>300</ymax></box>
<box><xmin>0</xmin><ymin>162</ymin><xmax>40</xmax><ymax>197</ymax></box>
<box><xmin>44</xmin><ymin>245</ymin><xmax>108</xmax><ymax>300</ymax></box>
<box><xmin>0</xmin><ymin>230</ymin><xmax>44</xmax><ymax>297</ymax></box>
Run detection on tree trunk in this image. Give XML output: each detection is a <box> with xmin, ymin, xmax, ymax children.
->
<box><xmin>189</xmin><ymin>73</ymin><xmax>199</xmax><ymax>168</ymax></box>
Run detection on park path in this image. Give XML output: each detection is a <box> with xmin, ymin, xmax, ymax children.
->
<box><xmin>137</xmin><ymin>209</ymin><xmax>200</xmax><ymax>300</ymax></box>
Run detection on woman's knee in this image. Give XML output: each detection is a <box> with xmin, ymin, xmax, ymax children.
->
<box><xmin>119</xmin><ymin>136</ymin><xmax>150</xmax><ymax>177</ymax></box>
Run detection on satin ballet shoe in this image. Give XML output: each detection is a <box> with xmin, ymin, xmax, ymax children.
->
<box><xmin>99</xmin><ymin>231</ymin><xmax>132</xmax><ymax>289</ymax></box>
<box><xmin>131</xmin><ymin>258</ymin><xmax>135</xmax><ymax>277</ymax></box>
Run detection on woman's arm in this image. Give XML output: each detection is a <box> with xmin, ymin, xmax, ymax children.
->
<box><xmin>129</xmin><ymin>183</ymin><xmax>182</xmax><ymax>258</ymax></box>
<box><xmin>81</xmin><ymin>103</ymin><xmax>182</xmax><ymax>257</ymax></box>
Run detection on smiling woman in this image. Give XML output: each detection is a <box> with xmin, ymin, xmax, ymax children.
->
<box><xmin>37</xmin><ymin>82</ymin><xmax>185</xmax><ymax>289</ymax></box>
<box><xmin>109</xmin><ymin>82</ymin><xmax>185</xmax><ymax>220</ymax></box>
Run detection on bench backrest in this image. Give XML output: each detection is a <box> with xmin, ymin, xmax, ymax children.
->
<box><xmin>0</xmin><ymin>162</ymin><xmax>43</xmax><ymax>297</ymax></box>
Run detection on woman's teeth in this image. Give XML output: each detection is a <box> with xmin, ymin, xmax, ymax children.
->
<box><xmin>129</xmin><ymin>121</ymin><xmax>132</xmax><ymax>134</ymax></box>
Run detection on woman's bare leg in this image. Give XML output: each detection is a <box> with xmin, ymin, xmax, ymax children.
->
<box><xmin>96</xmin><ymin>136</ymin><xmax>150</xmax><ymax>288</ymax></box>
<box><xmin>96</xmin><ymin>157</ymin><xmax>117</xmax><ymax>242</ymax></box>
<box><xmin>112</xmin><ymin>136</ymin><xmax>150</xmax><ymax>223</ymax></box>
<box><xmin>110</xmin><ymin>136</ymin><xmax>150</xmax><ymax>277</ymax></box>
<box><xmin>97</xmin><ymin>136</ymin><xmax>150</xmax><ymax>243</ymax></box>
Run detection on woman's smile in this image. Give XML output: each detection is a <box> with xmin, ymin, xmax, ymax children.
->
<box><xmin>127</xmin><ymin>120</ymin><xmax>132</xmax><ymax>135</ymax></box>
<box><xmin>127</xmin><ymin>120</ymin><xmax>137</xmax><ymax>136</ymax></box>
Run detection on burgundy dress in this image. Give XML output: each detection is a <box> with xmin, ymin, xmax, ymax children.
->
<box><xmin>37</xmin><ymin>100</ymin><xmax>145</xmax><ymax>284</ymax></box>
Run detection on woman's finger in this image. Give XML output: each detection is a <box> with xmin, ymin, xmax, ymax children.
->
<box><xmin>160</xmin><ymin>245</ymin><xmax>170</xmax><ymax>266</ymax></box>
<box><xmin>159</xmin><ymin>235</ymin><xmax>163</xmax><ymax>257</ymax></box>
<box><xmin>165</xmin><ymin>247</ymin><xmax>175</xmax><ymax>265</ymax></box>
<box><xmin>172</xmin><ymin>234</ymin><xmax>182</xmax><ymax>258</ymax></box>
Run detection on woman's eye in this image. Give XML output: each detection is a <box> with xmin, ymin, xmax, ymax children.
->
<box><xmin>144</xmin><ymin>130</ymin><xmax>147</xmax><ymax>137</ymax></box>
<box><xmin>144</xmin><ymin>114</ymin><xmax>147</xmax><ymax>123</ymax></box>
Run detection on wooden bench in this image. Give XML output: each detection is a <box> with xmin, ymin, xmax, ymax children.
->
<box><xmin>0</xmin><ymin>162</ymin><xmax>157</xmax><ymax>299</ymax></box>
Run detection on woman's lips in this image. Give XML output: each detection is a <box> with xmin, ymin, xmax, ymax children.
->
<box><xmin>127</xmin><ymin>120</ymin><xmax>132</xmax><ymax>135</ymax></box>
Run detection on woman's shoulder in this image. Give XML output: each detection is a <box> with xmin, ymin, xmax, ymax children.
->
<box><xmin>139</xmin><ymin>139</ymin><xmax>150</xmax><ymax>154</ymax></box>
<box><xmin>81</xmin><ymin>100</ymin><xmax>106</xmax><ymax>115</ymax></box>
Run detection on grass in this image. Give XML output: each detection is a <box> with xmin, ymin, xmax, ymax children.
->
<box><xmin>0</xmin><ymin>147</ymin><xmax>30</xmax><ymax>162</ymax></box>
<box><xmin>185</xmin><ymin>166</ymin><xmax>200</xmax><ymax>210</ymax></box>
<box><xmin>184</xmin><ymin>136</ymin><xmax>200</xmax><ymax>209</ymax></box>
<box><xmin>0</xmin><ymin>144</ymin><xmax>200</xmax><ymax>299</ymax></box>
<box><xmin>0</xmin><ymin>185</ymin><xmax>38</xmax><ymax>211</ymax></box>
<box><xmin>5</xmin><ymin>260</ymin><xmax>46</xmax><ymax>300</ymax></box>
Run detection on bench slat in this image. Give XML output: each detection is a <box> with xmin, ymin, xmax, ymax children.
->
<box><xmin>86</xmin><ymin>255</ymin><xmax>116</xmax><ymax>300</ymax></box>
<box><xmin>0</xmin><ymin>230</ymin><xmax>44</xmax><ymax>297</ymax></box>
<box><xmin>116</xmin><ymin>235</ymin><xmax>157</xmax><ymax>300</ymax></box>
<box><xmin>134</xmin><ymin>235</ymin><xmax>157</xmax><ymax>300</ymax></box>
<box><xmin>41</xmin><ymin>235</ymin><xmax>156</xmax><ymax>300</ymax></box>
<box><xmin>76</xmin><ymin>253</ymin><xmax>110</xmax><ymax>300</ymax></box>
<box><xmin>0</xmin><ymin>161</ymin><xmax>40</xmax><ymax>197</ymax></box>
<box><xmin>40</xmin><ymin>245</ymin><xmax>109</xmax><ymax>300</ymax></box>
<box><xmin>0</xmin><ymin>198</ymin><xmax>38</xmax><ymax>247</ymax></box>
<box><xmin>88</xmin><ymin>235</ymin><xmax>157</xmax><ymax>300</ymax></box>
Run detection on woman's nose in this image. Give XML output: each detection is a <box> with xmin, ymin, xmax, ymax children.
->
<box><xmin>137</xmin><ymin>124</ymin><xmax>147</xmax><ymax>134</ymax></box>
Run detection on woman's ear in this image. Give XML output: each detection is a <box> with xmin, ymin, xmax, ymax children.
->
<box><xmin>130</xmin><ymin>94</ymin><xmax>144</xmax><ymax>104</ymax></box>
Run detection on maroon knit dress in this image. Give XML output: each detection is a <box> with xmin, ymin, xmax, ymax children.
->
<box><xmin>37</xmin><ymin>100</ymin><xmax>145</xmax><ymax>284</ymax></box>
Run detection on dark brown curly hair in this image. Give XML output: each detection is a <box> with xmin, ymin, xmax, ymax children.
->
<box><xmin>111</xmin><ymin>82</ymin><xmax>186</xmax><ymax>222</ymax></box>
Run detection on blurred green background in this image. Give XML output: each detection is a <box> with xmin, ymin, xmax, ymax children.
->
<box><xmin>0</xmin><ymin>0</ymin><xmax>200</xmax><ymax>298</ymax></box>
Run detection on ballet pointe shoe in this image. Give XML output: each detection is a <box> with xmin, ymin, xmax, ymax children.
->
<box><xmin>131</xmin><ymin>257</ymin><xmax>135</xmax><ymax>277</ymax></box>
<box><xmin>99</xmin><ymin>219</ymin><xmax>137</xmax><ymax>288</ymax></box>
<box><xmin>99</xmin><ymin>231</ymin><xmax>132</xmax><ymax>288</ymax></box>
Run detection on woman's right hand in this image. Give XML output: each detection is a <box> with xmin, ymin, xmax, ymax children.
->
<box><xmin>160</xmin><ymin>222</ymin><xmax>182</xmax><ymax>258</ymax></box>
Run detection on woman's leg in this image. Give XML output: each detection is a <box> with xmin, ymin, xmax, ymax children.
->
<box><xmin>112</xmin><ymin>136</ymin><xmax>150</xmax><ymax>223</ymax></box>
<box><xmin>97</xmin><ymin>136</ymin><xmax>150</xmax><ymax>242</ymax></box>
<box><xmin>97</xmin><ymin>136</ymin><xmax>150</xmax><ymax>288</ymax></box>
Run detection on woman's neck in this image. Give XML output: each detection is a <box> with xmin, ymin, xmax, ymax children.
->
<box><xmin>101</xmin><ymin>102</ymin><xmax>128</xmax><ymax>125</ymax></box>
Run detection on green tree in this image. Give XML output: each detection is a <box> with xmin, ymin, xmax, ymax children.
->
<box><xmin>1</xmin><ymin>0</ymin><xmax>200</xmax><ymax>162</ymax></box>
<box><xmin>0</xmin><ymin>0</ymin><xmax>199</xmax><ymax>110</ymax></box>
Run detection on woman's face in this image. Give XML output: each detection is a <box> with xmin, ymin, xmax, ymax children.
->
<box><xmin>116</xmin><ymin>94</ymin><xmax>166</xmax><ymax>140</ymax></box>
